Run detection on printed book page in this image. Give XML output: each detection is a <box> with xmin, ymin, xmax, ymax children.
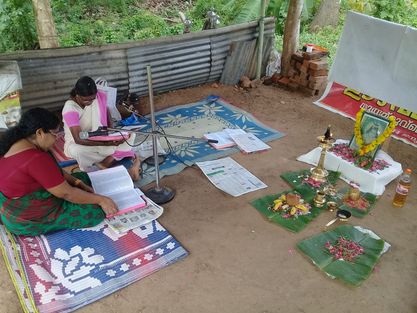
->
<box><xmin>196</xmin><ymin>157</ymin><xmax>267</xmax><ymax>197</ymax></box>
<box><xmin>106</xmin><ymin>188</ymin><xmax>146</xmax><ymax>218</ymax></box>
<box><xmin>204</xmin><ymin>128</ymin><xmax>246</xmax><ymax>149</ymax></box>
<box><xmin>88</xmin><ymin>166</ymin><xmax>133</xmax><ymax>195</ymax></box>
<box><xmin>88</xmin><ymin>166</ymin><xmax>147</xmax><ymax>216</ymax></box>
<box><xmin>229</xmin><ymin>132</ymin><xmax>271</xmax><ymax>153</ymax></box>
<box><xmin>106</xmin><ymin>197</ymin><xmax>164</xmax><ymax>234</ymax></box>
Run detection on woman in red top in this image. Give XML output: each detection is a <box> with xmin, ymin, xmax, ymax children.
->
<box><xmin>0</xmin><ymin>108</ymin><xmax>117</xmax><ymax>236</ymax></box>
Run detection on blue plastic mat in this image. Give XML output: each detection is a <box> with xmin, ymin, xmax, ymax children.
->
<box><xmin>137</xmin><ymin>96</ymin><xmax>285</xmax><ymax>187</ymax></box>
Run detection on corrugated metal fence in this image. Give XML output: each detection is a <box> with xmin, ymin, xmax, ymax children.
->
<box><xmin>0</xmin><ymin>18</ymin><xmax>275</xmax><ymax>111</ymax></box>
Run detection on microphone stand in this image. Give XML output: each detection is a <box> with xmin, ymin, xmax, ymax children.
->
<box><xmin>105</xmin><ymin>65</ymin><xmax>217</xmax><ymax>204</ymax></box>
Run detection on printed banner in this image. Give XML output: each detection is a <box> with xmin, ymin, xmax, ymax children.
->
<box><xmin>315</xmin><ymin>82</ymin><xmax>417</xmax><ymax>148</ymax></box>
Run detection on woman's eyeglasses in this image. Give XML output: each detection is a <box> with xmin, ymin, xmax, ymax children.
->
<box><xmin>48</xmin><ymin>129</ymin><xmax>60</xmax><ymax>137</ymax></box>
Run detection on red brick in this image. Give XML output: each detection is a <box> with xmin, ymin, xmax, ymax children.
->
<box><xmin>309</xmin><ymin>68</ymin><xmax>329</xmax><ymax>76</ymax></box>
<box><xmin>291</xmin><ymin>52</ymin><xmax>304</xmax><ymax>62</ymax></box>
<box><xmin>277</xmin><ymin>76</ymin><xmax>290</xmax><ymax>86</ymax></box>
<box><xmin>303</xmin><ymin>51</ymin><xmax>329</xmax><ymax>60</ymax></box>
<box><xmin>308</xmin><ymin>80</ymin><xmax>327</xmax><ymax>90</ymax></box>
<box><xmin>309</xmin><ymin>59</ymin><xmax>328</xmax><ymax>70</ymax></box>
<box><xmin>309</xmin><ymin>75</ymin><xmax>327</xmax><ymax>83</ymax></box>
<box><xmin>271</xmin><ymin>73</ymin><xmax>281</xmax><ymax>84</ymax></box>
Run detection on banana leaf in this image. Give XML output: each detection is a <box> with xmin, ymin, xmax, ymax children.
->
<box><xmin>280</xmin><ymin>169</ymin><xmax>341</xmax><ymax>192</ymax></box>
<box><xmin>333</xmin><ymin>187</ymin><xmax>378</xmax><ymax>218</ymax></box>
<box><xmin>297</xmin><ymin>225</ymin><xmax>387</xmax><ymax>286</ymax></box>
<box><xmin>251</xmin><ymin>187</ymin><xmax>323</xmax><ymax>233</ymax></box>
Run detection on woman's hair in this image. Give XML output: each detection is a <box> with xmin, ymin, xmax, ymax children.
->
<box><xmin>0</xmin><ymin>108</ymin><xmax>60</xmax><ymax>156</ymax></box>
<box><xmin>70</xmin><ymin>76</ymin><xmax>97</xmax><ymax>98</ymax></box>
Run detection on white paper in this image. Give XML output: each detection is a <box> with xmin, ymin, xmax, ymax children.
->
<box><xmin>106</xmin><ymin>197</ymin><xmax>163</xmax><ymax>234</ymax></box>
<box><xmin>134</xmin><ymin>138</ymin><xmax>167</xmax><ymax>160</ymax></box>
<box><xmin>229</xmin><ymin>132</ymin><xmax>271</xmax><ymax>153</ymax></box>
<box><xmin>204</xmin><ymin>128</ymin><xmax>245</xmax><ymax>149</ymax></box>
<box><xmin>88</xmin><ymin>166</ymin><xmax>133</xmax><ymax>195</ymax></box>
<box><xmin>196</xmin><ymin>157</ymin><xmax>267</xmax><ymax>197</ymax></box>
<box><xmin>109</xmin><ymin>188</ymin><xmax>145</xmax><ymax>212</ymax></box>
<box><xmin>97</xmin><ymin>84</ymin><xmax>120</xmax><ymax>121</ymax></box>
<box><xmin>88</xmin><ymin>166</ymin><xmax>146</xmax><ymax>213</ymax></box>
<box><xmin>204</xmin><ymin>132</ymin><xmax>234</xmax><ymax>149</ymax></box>
<box><xmin>329</xmin><ymin>11</ymin><xmax>417</xmax><ymax>112</ymax></box>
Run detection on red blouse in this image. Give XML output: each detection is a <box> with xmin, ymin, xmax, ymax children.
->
<box><xmin>0</xmin><ymin>149</ymin><xmax>65</xmax><ymax>198</ymax></box>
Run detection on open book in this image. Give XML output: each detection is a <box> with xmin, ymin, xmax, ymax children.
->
<box><xmin>87</xmin><ymin>166</ymin><xmax>147</xmax><ymax>218</ymax></box>
<box><xmin>203</xmin><ymin>128</ymin><xmax>246</xmax><ymax>149</ymax></box>
<box><xmin>228</xmin><ymin>131</ymin><xmax>271</xmax><ymax>153</ymax></box>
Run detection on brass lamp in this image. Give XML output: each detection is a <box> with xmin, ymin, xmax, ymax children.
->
<box><xmin>310</xmin><ymin>125</ymin><xmax>335</xmax><ymax>183</ymax></box>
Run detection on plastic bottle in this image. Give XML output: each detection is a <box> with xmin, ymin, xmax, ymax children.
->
<box><xmin>392</xmin><ymin>169</ymin><xmax>412</xmax><ymax>207</ymax></box>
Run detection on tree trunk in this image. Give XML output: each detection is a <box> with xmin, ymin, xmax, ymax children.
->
<box><xmin>281</xmin><ymin>0</ymin><xmax>303</xmax><ymax>77</ymax></box>
<box><xmin>309</xmin><ymin>0</ymin><xmax>340</xmax><ymax>32</ymax></box>
<box><xmin>32</xmin><ymin>0</ymin><xmax>59</xmax><ymax>49</ymax></box>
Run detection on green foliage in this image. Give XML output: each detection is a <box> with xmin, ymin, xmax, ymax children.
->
<box><xmin>372</xmin><ymin>0</ymin><xmax>417</xmax><ymax>27</ymax></box>
<box><xmin>275</xmin><ymin>15</ymin><xmax>344</xmax><ymax>66</ymax></box>
<box><xmin>0</xmin><ymin>0</ymin><xmax>38</xmax><ymax>52</ymax></box>
<box><xmin>50</xmin><ymin>1</ymin><xmax>184</xmax><ymax>48</ymax></box>
<box><xmin>266</xmin><ymin>0</ymin><xmax>320</xmax><ymax>35</ymax></box>
<box><xmin>189</xmin><ymin>0</ymin><xmax>247</xmax><ymax>26</ymax></box>
<box><xmin>2</xmin><ymin>0</ymin><xmax>417</xmax><ymax>55</ymax></box>
<box><xmin>341</xmin><ymin>0</ymin><xmax>417</xmax><ymax>27</ymax></box>
<box><xmin>299</xmin><ymin>24</ymin><xmax>343</xmax><ymax>65</ymax></box>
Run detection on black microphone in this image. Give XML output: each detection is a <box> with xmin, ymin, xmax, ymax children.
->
<box><xmin>79</xmin><ymin>127</ymin><xmax>108</xmax><ymax>140</ymax></box>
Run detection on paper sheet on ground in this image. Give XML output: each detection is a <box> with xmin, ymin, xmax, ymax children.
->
<box><xmin>134</xmin><ymin>138</ymin><xmax>167</xmax><ymax>160</ymax></box>
<box><xmin>105</xmin><ymin>197</ymin><xmax>164</xmax><ymax>234</ymax></box>
<box><xmin>196</xmin><ymin>157</ymin><xmax>267</xmax><ymax>197</ymax></box>
<box><xmin>203</xmin><ymin>128</ymin><xmax>245</xmax><ymax>149</ymax></box>
<box><xmin>228</xmin><ymin>131</ymin><xmax>271</xmax><ymax>153</ymax></box>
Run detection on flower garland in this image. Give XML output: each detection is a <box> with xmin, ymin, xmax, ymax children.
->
<box><xmin>354</xmin><ymin>109</ymin><xmax>396</xmax><ymax>156</ymax></box>
<box><xmin>329</xmin><ymin>143</ymin><xmax>391</xmax><ymax>171</ymax></box>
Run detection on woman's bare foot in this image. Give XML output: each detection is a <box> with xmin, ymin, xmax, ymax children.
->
<box><xmin>95</xmin><ymin>156</ymin><xmax>115</xmax><ymax>169</ymax></box>
<box><xmin>128</xmin><ymin>157</ymin><xmax>141</xmax><ymax>181</ymax></box>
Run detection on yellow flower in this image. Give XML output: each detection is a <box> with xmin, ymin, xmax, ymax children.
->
<box><xmin>353</xmin><ymin>109</ymin><xmax>395</xmax><ymax>155</ymax></box>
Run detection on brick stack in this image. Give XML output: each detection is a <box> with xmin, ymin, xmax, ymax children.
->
<box><xmin>276</xmin><ymin>50</ymin><xmax>329</xmax><ymax>96</ymax></box>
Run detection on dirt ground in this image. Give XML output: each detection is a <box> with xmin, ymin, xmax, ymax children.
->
<box><xmin>1</xmin><ymin>83</ymin><xmax>416</xmax><ymax>313</ymax></box>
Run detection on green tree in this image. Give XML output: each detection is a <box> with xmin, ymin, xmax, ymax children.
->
<box><xmin>0</xmin><ymin>0</ymin><xmax>38</xmax><ymax>52</ymax></box>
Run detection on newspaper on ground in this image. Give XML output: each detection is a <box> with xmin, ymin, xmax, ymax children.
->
<box><xmin>196</xmin><ymin>157</ymin><xmax>267</xmax><ymax>197</ymax></box>
<box><xmin>227</xmin><ymin>131</ymin><xmax>271</xmax><ymax>153</ymax></box>
<box><xmin>105</xmin><ymin>196</ymin><xmax>164</xmax><ymax>234</ymax></box>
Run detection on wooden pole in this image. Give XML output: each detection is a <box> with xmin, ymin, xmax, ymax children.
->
<box><xmin>256</xmin><ymin>0</ymin><xmax>267</xmax><ymax>80</ymax></box>
<box><xmin>281</xmin><ymin>0</ymin><xmax>303</xmax><ymax>77</ymax></box>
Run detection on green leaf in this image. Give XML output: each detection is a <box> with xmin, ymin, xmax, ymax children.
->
<box><xmin>280</xmin><ymin>169</ymin><xmax>341</xmax><ymax>191</ymax></box>
<box><xmin>297</xmin><ymin>225</ymin><xmax>387</xmax><ymax>286</ymax></box>
<box><xmin>233</xmin><ymin>1</ymin><xmax>262</xmax><ymax>24</ymax></box>
<box><xmin>335</xmin><ymin>187</ymin><xmax>378</xmax><ymax>218</ymax></box>
<box><xmin>251</xmin><ymin>189</ymin><xmax>324</xmax><ymax>233</ymax></box>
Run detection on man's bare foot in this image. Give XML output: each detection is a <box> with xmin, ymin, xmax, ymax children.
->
<box><xmin>128</xmin><ymin>157</ymin><xmax>141</xmax><ymax>181</ymax></box>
